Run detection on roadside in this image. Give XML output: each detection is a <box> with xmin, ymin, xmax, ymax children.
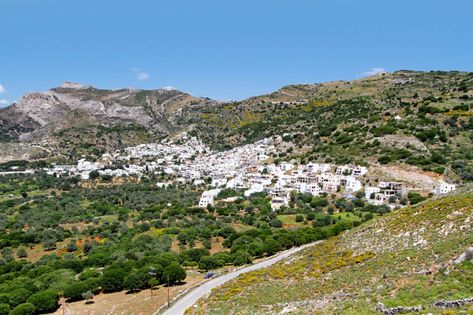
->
<box><xmin>158</xmin><ymin>241</ymin><xmax>321</xmax><ymax>315</ymax></box>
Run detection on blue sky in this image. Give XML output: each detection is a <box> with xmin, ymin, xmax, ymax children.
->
<box><xmin>1</xmin><ymin>0</ymin><xmax>472</xmax><ymax>106</ymax></box>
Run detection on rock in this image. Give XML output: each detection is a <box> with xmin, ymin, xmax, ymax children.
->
<box><xmin>376</xmin><ymin>302</ymin><xmax>423</xmax><ymax>315</ymax></box>
<box><xmin>432</xmin><ymin>297</ymin><xmax>473</xmax><ymax>309</ymax></box>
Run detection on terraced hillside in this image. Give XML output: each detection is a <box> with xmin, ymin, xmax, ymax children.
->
<box><xmin>193</xmin><ymin>191</ymin><xmax>473</xmax><ymax>314</ymax></box>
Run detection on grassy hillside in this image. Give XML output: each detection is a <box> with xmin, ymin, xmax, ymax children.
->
<box><xmin>193</xmin><ymin>191</ymin><xmax>473</xmax><ymax>314</ymax></box>
<box><xmin>194</xmin><ymin>71</ymin><xmax>473</xmax><ymax>182</ymax></box>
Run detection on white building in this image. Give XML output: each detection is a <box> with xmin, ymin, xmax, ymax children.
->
<box><xmin>198</xmin><ymin>189</ymin><xmax>221</xmax><ymax>208</ymax></box>
<box><xmin>433</xmin><ymin>181</ymin><xmax>456</xmax><ymax>195</ymax></box>
<box><xmin>345</xmin><ymin>177</ymin><xmax>362</xmax><ymax>193</ymax></box>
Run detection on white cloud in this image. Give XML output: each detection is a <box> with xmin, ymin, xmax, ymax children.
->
<box><xmin>161</xmin><ymin>86</ymin><xmax>176</xmax><ymax>91</ymax></box>
<box><xmin>137</xmin><ymin>72</ymin><xmax>150</xmax><ymax>81</ymax></box>
<box><xmin>0</xmin><ymin>99</ymin><xmax>8</xmax><ymax>106</ymax></box>
<box><xmin>0</xmin><ymin>84</ymin><xmax>4</xmax><ymax>94</ymax></box>
<box><xmin>130</xmin><ymin>68</ymin><xmax>150</xmax><ymax>81</ymax></box>
<box><xmin>362</xmin><ymin>67</ymin><xmax>387</xmax><ymax>77</ymax></box>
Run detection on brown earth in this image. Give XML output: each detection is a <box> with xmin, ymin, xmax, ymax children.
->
<box><xmin>48</xmin><ymin>273</ymin><xmax>203</xmax><ymax>315</ymax></box>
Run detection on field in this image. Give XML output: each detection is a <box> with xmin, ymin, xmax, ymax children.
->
<box><xmin>48</xmin><ymin>273</ymin><xmax>203</xmax><ymax>315</ymax></box>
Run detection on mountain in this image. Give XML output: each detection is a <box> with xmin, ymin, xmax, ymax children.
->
<box><xmin>193</xmin><ymin>191</ymin><xmax>473</xmax><ymax>314</ymax></box>
<box><xmin>1</xmin><ymin>71</ymin><xmax>472</xmax><ymax>182</ymax></box>
<box><xmin>1</xmin><ymin>82</ymin><xmax>222</xmax><ymax>141</ymax></box>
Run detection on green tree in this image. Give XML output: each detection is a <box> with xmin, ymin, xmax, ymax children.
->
<box><xmin>101</xmin><ymin>268</ymin><xmax>127</xmax><ymax>292</ymax></box>
<box><xmin>9</xmin><ymin>303</ymin><xmax>36</xmax><ymax>315</ymax></box>
<box><xmin>27</xmin><ymin>290</ymin><xmax>59</xmax><ymax>313</ymax></box>
<box><xmin>79</xmin><ymin>268</ymin><xmax>101</xmax><ymax>281</ymax></box>
<box><xmin>264</xmin><ymin>237</ymin><xmax>282</xmax><ymax>255</ymax></box>
<box><xmin>63</xmin><ymin>282</ymin><xmax>90</xmax><ymax>301</ymax></box>
<box><xmin>89</xmin><ymin>170</ymin><xmax>100</xmax><ymax>180</ymax></box>
<box><xmin>66</xmin><ymin>240</ymin><xmax>78</xmax><ymax>252</ymax></box>
<box><xmin>16</xmin><ymin>247</ymin><xmax>28</xmax><ymax>258</ymax></box>
<box><xmin>0</xmin><ymin>303</ymin><xmax>9</xmax><ymax>315</ymax></box>
<box><xmin>407</xmin><ymin>192</ymin><xmax>427</xmax><ymax>205</ymax></box>
<box><xmin>9</xmin><ymin>288</ymin><xmax>32</xmax><ymax>307</ymax></box>
<box><xmin>198</xmin><ymin>256</ymin><xmax>223</xmax><ymax>271</ymax></box>
<box><xmin>124</xmin><ymin>272</ymin><xmax>149</xmax><ymax>291</ymax></box>
<box><xmin>162</xmin><ymin>262</ymin><xmax>186</xmax><ymax>285</ymax></box>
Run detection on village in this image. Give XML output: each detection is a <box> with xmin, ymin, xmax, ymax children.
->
<box><xmin>38</xmin><ymin>134</ymin><xmax>457</xmax><ymax>211</ymax></box>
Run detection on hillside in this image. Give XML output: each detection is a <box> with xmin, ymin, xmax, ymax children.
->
<box><xmin>1</xmin><ymin>71</ymin><xmax>473</xmax><ymax>181</ymax></box>
<box><xmin>193</xmin><ymin>191</ymin><xmax>473</xmax><ymax>314</ymax></box>
<box><xmin>0</xmin><ymin>83</ymin><xmax>219</xmax><ymax>159</ymax></box>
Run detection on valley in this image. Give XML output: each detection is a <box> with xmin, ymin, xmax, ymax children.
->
<box><xmin>0</xmin><ymin>71</ymin><xmax>471</xmax><ymax>315</ymax></box>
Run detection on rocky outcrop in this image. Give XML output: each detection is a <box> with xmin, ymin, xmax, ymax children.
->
<box><xmin>375</xmin><ymin>302</ymin><xmax>423</xmax><ymax>315</ymax></box>
<box><xmin>432</xmin><ymin>297</ymin><xmax>473</xmax><ymax>309</ymax></box>
<box><xmin>0</xmin><ymin>83</ymin><xmax>220</xmax><ymax>143</ymax></box>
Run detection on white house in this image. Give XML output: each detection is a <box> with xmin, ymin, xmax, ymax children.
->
<box><xmin>433</xmin><ymin>181</ymin><xmax>456</xmax><ymax>195</ymax></box>
<box><xmin>198</xmin><ymin>189</ymin><xmax>221</xmax><ymax>208</ymax></box>
<box><xmin>156</xmin><ymin>182</ymin><xmax>172</xmax><ymax>188</ymax></box>
<box><xmin>345</xmin><ymin>177</ymin><xmax>362</xmax><ymax>193</ymax></box>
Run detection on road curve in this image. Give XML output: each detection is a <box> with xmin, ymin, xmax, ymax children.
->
<box><xmin>159</xmin><ymin>242</ymin><xmax>317</xmax><ymax>315</ymax></box>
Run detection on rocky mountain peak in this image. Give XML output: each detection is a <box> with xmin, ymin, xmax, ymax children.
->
<box><xmin>60</xmin><ymin>82</ymin><xmax>91</xmax><ymax>90</ymax></box>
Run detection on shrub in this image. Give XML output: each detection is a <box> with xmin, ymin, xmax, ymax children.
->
<box><xmin>79</xmin><ymin>268</ymin><xmax>101</xmax><ymax>281</ymax></box>
<box><xmin>9</xmin><ymin>303</ymin><xmax>36</xmax><ymax>315</ymax></box>
<box><xmin>124</xmin><ymin>272</ymin><xmax>149</xmax><ymax>291</ymax></box>
<box><xmin>162</xmin><ymin>262</ymin><xmax>186</xmax><ymax>285</ymax></box>
<box><xmin>100</xmin><ymin>268</ymin><xmax>127</xmax><ymax>292</ymax></box>
<box><xmin>0</xmin><ymin>303</ymin><xmax>9</xmax><ymax>315</ymax></box>
<box><xmin>8</xmin><ymin>288</ymin><xmax>32</xmax><ymax>307</ymax></box>
<box><xmin>26</xmin><ymin>290</ymin><xmax>59</xmax><ymax>313</ymax></box>
<box><xmin>269</xmin><ymin>218</ymin><xmax>283</xmax><ymax>228</ymax></box>
<box><xmin>407</xmin><ymin>192</ymin><xmax>427</xmax><ymax>205</ymax></box>
<box><xmin>378</xmin><ymin>155</ymin><xmax>392</xmax><ymax>164</ymax></box>
<box><xmin>63</xmin><ymin>281</ymin><xmax>90</xmax><ymax>301</ymax></box>
<box><xmin>198</xmin><ymin>256</ymin><xmax>223</xmax><ymax>271</ymax></box>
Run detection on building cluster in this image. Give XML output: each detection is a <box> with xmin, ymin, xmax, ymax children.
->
<box><xmin>39</xmin><ymin>134</ymin><xmax>457</xmax><ymax>210</ymax></box>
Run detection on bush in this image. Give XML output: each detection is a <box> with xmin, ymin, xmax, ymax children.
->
<box><xmin>100</xmin><ymin>268</ymin><xmax>127</xmax><ymax>292</ymax></box>
<box><xmin>269</xmin><ymin>218</ymin><xmax>283</xmax><ymax>228</ymax></box>
<box><xmin>26</xmin><ymin>290</ymin><xmax>59</xmax><ymax>313</ymax></box>
<box><xmin>0</xmin><ymin>303</ymin><xmax>8</xmax><ymax>315</ymax></box>
<box><xmin>162</xmin><ymin>262</ymin><xmax>186</xmax><ymax>285</ymax></box>
<box><xmin>63</xmin><ymin>281</ymin><xmax>91</xmax><ymax>301</ymax></box>
<box><xmin>16</xmin><ymin>247</ymin><xmax>27</xmax><ymax>258</ymax></box>
<box><xmin>89</xmin><ymin>170</ymin><xmax>100</xmax><ymax>180</ymax></box>
<box><xmin>79</xmin><ymin>268</ymin><xmax>101</xmax><ymax>281</ymax></box>
<box><xmin>8</xmin><ymin>288</ymin><xmax>32</xmax><ymax>307</ymax></box>
<box><xmin>124</xmin><ymin>272</ymin><xmax>149</xmax><ymax>291</ymax></box>
<box><xmin>198</xmin><ymin>256</ymin><xmax>223</xmax><ymax>271</ymax></box>
<box><xmin>295</xmin><ymin>214</ymin><xmax>304</xmax><ymax>222</ymax></box>
<box><xmin>9</xmin><ymin>303</ymin><xmax>36</xmax><ymax>315</ymax></box>
<box><xmin>264</xmin><ymin>237</ymin><xmax>283</xmax><ymax>255</ymax></box>
<box><xmin>378</xmin><ymin>155</ymin><xmax>392</xmax><ymax>164</ymax></box>
<box><xmin>407</xmin><ymin>192</ymin><xmax>427</xmax><ymax>205</ymax></box>
<box><xmin>232</xmin><ymin>250</ymin><xmax>251</xmax><ymax>266</ymax></box>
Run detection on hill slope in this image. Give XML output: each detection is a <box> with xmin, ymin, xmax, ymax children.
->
<box><xmin>194</xmin><ymin>191</ymin><xmax>473</xmax><ymax>314</ymax></box>
<box><xmin>0</xmin><ymin>83</ymin><xmax>219</xmax><ymax>158</ymax></box>
<box><xmin>1</xmin><ymin>71</ymin><xmax>472</xmax><ymax>181</ymax></box>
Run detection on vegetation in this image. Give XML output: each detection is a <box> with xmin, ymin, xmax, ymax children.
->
<box><xmin>0</xmin><ymin>170</ymin><xmax>392</xmax><ymax>314</ymax></box>
<box><xmin>194</xmin><ymin>192</ymin><xmax>473</xmax><ymax>314</ymax></box>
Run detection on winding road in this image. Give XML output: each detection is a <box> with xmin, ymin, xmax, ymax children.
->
<box><xmin>158</xmin><ymin>242</ymin><xmax>318</xmax><ymax>315</ymax></box>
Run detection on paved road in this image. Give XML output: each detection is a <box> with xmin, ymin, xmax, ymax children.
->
<box><xmin>159</xmin><ymin>242</ymin><xmax>317</xmax><ymax>315</ymax></box>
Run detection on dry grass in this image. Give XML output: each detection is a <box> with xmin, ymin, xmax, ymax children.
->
<box><xmin>48</xmin><ymin>273</ymin><xmax>203</xmax><ymax>315</ymax></box>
